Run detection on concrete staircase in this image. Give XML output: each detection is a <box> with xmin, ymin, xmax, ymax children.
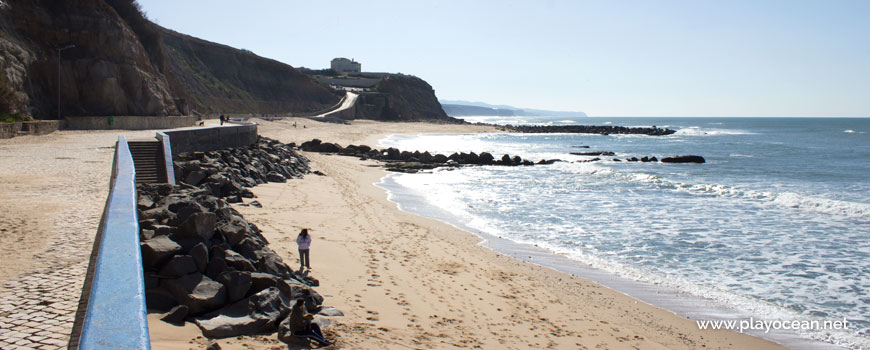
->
<box><xmin>127</xmin><ymin>140</ymin><xmax>168</xmax><ymax>184</ymax></box>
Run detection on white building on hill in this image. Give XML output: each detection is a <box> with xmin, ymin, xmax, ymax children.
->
<box><xmin>330</xmin><ymin>58</ymin><xmax>361</xmax><ymax>74</ymax></box>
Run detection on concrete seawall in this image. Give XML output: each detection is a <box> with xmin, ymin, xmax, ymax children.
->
<box><xmin>0</xmin><ymin>120</ymin><xmax>62</xmax><ymax>139</ymax></box>
<box><xmin>163</xmin><ymin>123</ymin><xmax>258</xmax><ymax>158</ymax></box>
<box><xmin>65</xmin><ymin>116</ymin><xmax>197</xmax><ymax>130</ymax></box>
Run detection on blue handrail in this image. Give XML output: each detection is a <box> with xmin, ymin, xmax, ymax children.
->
<box><xmin>77</xmin><ymin>136</ymin><xmax>150</xmax><ymax>349</ymax></box>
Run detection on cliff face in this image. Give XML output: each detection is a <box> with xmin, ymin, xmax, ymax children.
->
<box><xmin>0</xmin><ymin>0</ymin><xmax>339</xmax><ymax>118</ymax></box>
<box><xmin>160</xmin><ymin>28</ymin><xmax>339</xmax><ymax>114</ymax></box>
<box><xmin>356</xmin><ymin>75</ymin><xmax>459</xmax><ymax>123</ymax></box>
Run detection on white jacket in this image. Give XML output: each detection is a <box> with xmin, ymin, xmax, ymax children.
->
<box><xmin>296</xmin><ymin>235</ymin><xmax>312</xmax><ymax>249</ymax></box>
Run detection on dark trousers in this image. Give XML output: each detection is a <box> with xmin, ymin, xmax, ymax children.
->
<box><xmin>299</xmin><ymin>249</ymin><xmax>310</xmax><ymax>268</ymax></box>
<box><xmin>295</xmin><ymin>323</ymin><xmax>329</xmax><ymax>345</ymax></box>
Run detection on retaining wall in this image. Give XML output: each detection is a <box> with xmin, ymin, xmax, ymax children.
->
<box><xmin>65</xmin><ymin>116</ymin><xmax>197</xmax><ymax>130</ymax></box>
<box><xmin>0</xmin><ymin>120</ymin><xmax>62</xmax><ymax>138</ymax></box>
<box><xmin>162</xmin><ymin>123</ymin><xmax>258</xmax><ymax>159</ymax></box>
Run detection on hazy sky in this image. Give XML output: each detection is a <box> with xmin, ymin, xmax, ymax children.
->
<box><xmin>138</xmin><ymin>0</ymin><xmax>869</xmax><ymax>117</ymax></box>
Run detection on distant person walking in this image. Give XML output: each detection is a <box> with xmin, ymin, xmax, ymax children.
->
<box><xmin>296</xmin><ymin>228</ymin><xmax>312</xmax><ymax>270</ymax></box>
<box><xmin>219</xmin><ymin>114</ymin><xmax>225</xmax><ymax>125</ymax></box>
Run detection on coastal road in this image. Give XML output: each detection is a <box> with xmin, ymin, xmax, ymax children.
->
<box><xmin>313</xmin><ymin>91</ymin><xmax>358</xmax><ymax>119</ymax></box>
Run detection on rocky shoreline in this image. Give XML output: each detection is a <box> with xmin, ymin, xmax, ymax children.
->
<box><xmin>299</xmin><ymin>139</ymin><xmax>705</xmax><ymax>173</ymax></box>
<box><xmin>138</xmin><ymin>138</ymin><xmax>334</xmax><ymax>346</ymax></box>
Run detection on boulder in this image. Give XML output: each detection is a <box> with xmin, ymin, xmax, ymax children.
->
<box><xmin>190</xmin><ymin>242</ymin><xmax>209</xmax><ymax>273</ymax></box>
<box><xmin>145</xmin><ymin>287</ymin><xmax>178</xmax><ymax>312</ymax></box>
<box><xmin>222</xmin><ymin>249</ymin><xmax>257</xmax><ymax>272</ymax></box>
<box><xmin>184</xmin><ymin>171</ymin><xmax>208</xmax><ymax>186</ymax></box>
<box><xmin>178</xmin><ymin>212</ymin><xmax>217</xmax><ymax>241</ymax></box>
<box><xmin>195</xmin><ymin>313</ymin><xmax>269</xmax><ymax>339</ymax></box>
<box><xmin>478</xmin><ymin>152</ymin><xmax>495</xmax><ymax>164</ymax></box>
<box><xmin>158</xmin><ymin>255</ymin><xmax>198</xmax><ymax>278</ymax></box>
<box><xmin>163</xmin><ymin>273</ymin><xmax>227</xmax><ymax>315</ymax></box>
<box><xmin>218</xmin><ymin>270</ymin><xmax>252</xmax><ymax>303</ymax></box>
<box><xmin>141</xmin><ymin>236</ymin><xmax>182</xmax><ymax>268</ymax></box>
<box><xmin>193</xmin><ymin>287</ymin><xmax>290</xmax><ymax>338</ymax></box>
<box><xmin>161</xmin><ymin>304</ymin><xmax>189</xmax><ymax>325</ymax></box>
<box><xmin>266</xmin><ymin>172</ymin><xmax>286</xmax><ymax>183</ymax></box>
<box><xmin>661</xmin><ymin>155</ymin><xmax>705</xmax><ymax>163</ymax></box>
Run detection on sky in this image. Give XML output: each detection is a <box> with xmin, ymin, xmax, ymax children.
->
<box><xmin>137</xmin><ymin>0</ymin><xmax>870</xmax><ymax>117</ymax></box>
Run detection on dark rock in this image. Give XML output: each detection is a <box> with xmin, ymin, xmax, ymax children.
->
<box><xmin>178</xmin><ymin>212</ymin><xmax>217</xmax><ymax>241</ymax></box>
<box><xmin>193</xmin><ymin>287</ymin><xmax>290</xmax><ymax>338</ymax></box>
<box><xmin>650</xmin><ymin>156</ymin><xmax>658</xmax><ymax>162</ymax></box>
<box><xmin>478</xmin><ymin>152</ymin><xmax>495</xmax><ymax>164</ymax></box>
<box><xmin>222</xmin><ymin>249</ymin><xmax>257</xmax><ymax>272</ymax></box>
<box><xmin>204</xmin><ymin>256</ymin><xmax>230</xmax><ymax>280</ymax></box>
<box><xmin>141</xmin><ymin>236</ymin><xmax>182</xmax><ymax>268</ymax></box>
<box><xmin>641</xmin><ymin>156</ymin><xmax>650</xmax><ymax>162</ymax></box>
<box><xmin>661</xmin><ymin>155</ymin><xmax>705</xmax><ymax>163</ymax></box>
<box><xmin>206</xmin><ymin>342</ymin><xmax>221</xmax><ymax>350</ymax></box>
<box><xmin>145</xmin><ymin>287</ymin><xmax>177</xmax><ymax>312</ymax></box>
<box><xmin>249</xmin><ymin>201</ymin><xmax>262</xmax><ymax>208</ymax></box>
<box><xmin>194</xmin><ymin>311</ymin><xmax>269</xmax><ymax>339</ymax></box>
<box><xmin>158</xmin><ymin>255</ymin><xmax>198</xmax><ymax>278</ymax></box>
<box><xmin>137</xmin><ymin>195</ymin><xmax>154</xmax><ymax>210</ymax></box>
<box><xmin>266</xmin><ymin>172</ymin><xmax>285</xmax><ymax>183</ymax></box>
<box><xmin>190</xmin><ymin>242</ymin><xmax>209</xmax><ymax>273</ymax></box>
<box><xmin>570</xmin><ymin>151</ymin><xmax>615</xmax><ymax>156</ymax></box>
<box><xmin>163</xmin><ymin>273</ymin><xmax>227</xmax><ymax>315</ymax></box>
<box><xmin>217</xmin><ymin>270</ymin><xmax>252</xmax><ymax>303</ymax></box>
<box><xmin>217</xmin><ymin>217</ymin><xmax>250</xmax><ymax>246</ymax></box>
<box><xmin>257</xmin><ymin>253</ymin><xmax>293</xmax><ymax>279</ymax></box>
<box><xmin>184</xmin><ymin>171</ymin><xmax>208</xmax><ymax>186</ymax></box>
<box><xmin>160</xmin><ymin>305</ymin><xmax>189</xmax><ymax>325</ymax></box>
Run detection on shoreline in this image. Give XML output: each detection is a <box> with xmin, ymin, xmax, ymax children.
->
<box><xmin>171</xmin><ymin>117</ymin><xmax>784</xmax><ymax>349</ymax></box>
<box><xmin>377</xmin><ymin>173</ymin><xmax>840</xmax><ymax>350</ymax></box>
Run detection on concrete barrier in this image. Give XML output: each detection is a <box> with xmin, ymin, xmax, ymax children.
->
<box><xmin>156</xmin><ymin>132</ymin><xmax>176</xmax><ymax>185</ymax></box>
<box><xmin>65</xmin><ymin>116</ymin><xmax>197</xmax><ymax>130</ymax></box>
<box><xmin>163</xmin><ymin>123</ymin><xmax>258</xmax><ymax>159</ymax></box>
<box><xmin>0</xmin><ymin>122</ymin><xmax>18</xmax><ymax>139</ymax></box>
<box><xmin>74</xmin><ymin>136</ymin><xmax>150</xmax><ymax>349</ymax></box>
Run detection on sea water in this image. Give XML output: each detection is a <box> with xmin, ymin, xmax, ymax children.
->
<box><xmin>376</xmin><ymin>117</ymin><xmax>870</xmax><ymax>349</ymax></box>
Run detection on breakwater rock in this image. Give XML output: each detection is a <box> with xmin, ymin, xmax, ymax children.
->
<box><xmin>138</xmin><ymin>137</ymin><xmax>332</xmax><ymax>342</ymax></box>
<box><xmin>502</xmin><ymin>124</ymin><xmax>676</xmax><ymax>136</ymax></box>
<box><xmin>300</xmin><ymin>139</ymin><xmax>550</xmax><ymax>173</ymax></box>
<box><xmin>300</xmin><ymin>139</ymin><xmax>705</xmax><ymax>172</ymax></box>
<box><xmin>173</xmin><ymin>138</ymin><xmax>310</xmax><ymax>201</ymax></box>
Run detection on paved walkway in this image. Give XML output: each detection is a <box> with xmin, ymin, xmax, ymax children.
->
<box><xmin>0</xmin><ymin>130</ymin><xmax>154</xmax><ymax>349</ymax></box>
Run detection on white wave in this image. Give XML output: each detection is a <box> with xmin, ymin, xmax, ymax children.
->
<box><xmin>844</xmin><ymin>129</ymin><xmax>869</xmax><ymax>135</ymax></box>
<box><xmin>845</xmin><ymin>129</ymin><xmax>856</xmax><ymax>133</ymax></box>
<box><xmin>623</xmin><ymin>172</ymin><xmax>870</xmax><ymax>220</ymax></box>
<box><xmin>675</xmin><ymin>126</ymin><xmax>756</xmax><ymax>136</ymax></box>
<box><xmin>729</xmin><ymin>153</ymin><xmax>755</xmax><ymax>158</ymax></box>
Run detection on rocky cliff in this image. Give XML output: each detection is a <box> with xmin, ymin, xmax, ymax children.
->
<box><xmin>355</xmin><ymin>74</ymin><xmax>459</xmax><ymax>123</ymax></box>
<box><xmin>0</xmin><ymin>0</ymin><xmax>339</xmax><ymax>119</ymax></box>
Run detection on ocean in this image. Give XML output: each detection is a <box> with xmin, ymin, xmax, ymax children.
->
<box><xmin>375</xmin><ymin>116</ymin><xmax>870</xmax><ymax>349</ymax></box>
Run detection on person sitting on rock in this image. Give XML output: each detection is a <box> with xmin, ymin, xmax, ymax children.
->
<box><xmin>286</xmin><ymin>298</ymin><xmax>330</xmax><ymax>346</ymax></box>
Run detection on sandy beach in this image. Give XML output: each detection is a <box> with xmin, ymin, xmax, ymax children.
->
<box><xmin>0</xmin><ymin>119</ymin><xmax>785</xmax><ymax>349</ymax></box>
<box><xmin>151</xmin><ymin>118</ymin><xmax>785</xmax><ymax>349</ymax></box>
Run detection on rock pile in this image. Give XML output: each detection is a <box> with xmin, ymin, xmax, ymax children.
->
<box><xmin>172</xmin><ymin>138</ymin><xmax>310</xmax><ymax>201</ymax></box>
<box><xmin>138</xmin><ymin>138</ymin><xmax>328</xmax><ymax>341</ymax></box>
<box><xmin>300</xmin><ymin>139</ymin><xmax>552</xmax><ymax>173</ymax></box>
<box><xmin>300</xmin><ymin>139</ymin><xmax>706</xmax><ymax>172</ymax></box>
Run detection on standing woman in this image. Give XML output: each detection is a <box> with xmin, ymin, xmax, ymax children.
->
<box><xmin>296</xmin><ymin>229</ymin><xmax>312</xmax><ymax>270</ymax></box>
